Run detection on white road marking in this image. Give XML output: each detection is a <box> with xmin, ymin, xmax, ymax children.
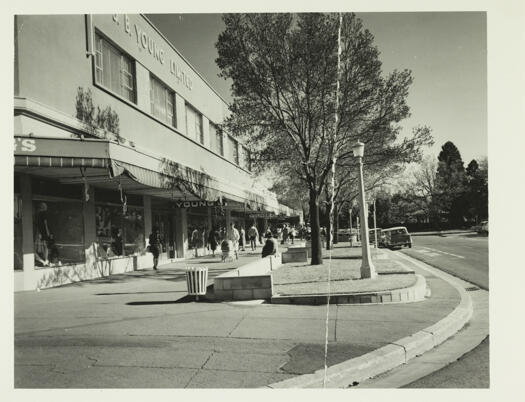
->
<box><xmin>413</xmin><ymin>249</ymin><xmax>440</xmax><ymax>257</ymax></box>
<box><xmin>420</xmin><ymin>246</ymin><xmax>465</xmax><ymax>259</ymax></box>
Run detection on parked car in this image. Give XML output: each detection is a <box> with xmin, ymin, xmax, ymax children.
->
<box><xmin>380</xmin><ymin>226</ymin><xmax>412</xmax><ymax>249</ymax></box>
<box><xmin>368</xmin><ymin>228</ymin><xmax>382</xmax><ymax>245</ymax></box>
<box><xmin>479</xmin><ymin>220</ymin><xmax>489</xmax><ymax>235</ymax></box>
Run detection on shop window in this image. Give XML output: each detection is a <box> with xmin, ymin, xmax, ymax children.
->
<box><xmin>185</xmin><ymin>103</ymin><xmax>204</xmax><ymax>144</ymax></box>
<box><xmin>33</xmin><ymin>200</ymin><xmax>85</xmax><ymax>267</ymax></box>
<box><xmin>95</xmin><ymin>33</ymin><xmax>136</xmax><ymax>103</ymax></box>
<box><xmin>14</xmin><ymin>194</ymin><xmax>23</xmax><ymax>270</ymax></box>
<box><xmin>96</xmin><ymin>205</ymin><xmax>145</xmax><ymax>257</ymax></box>
<box><xmin>150</xmin><ymin>75</ymin><xmax>176</xmax><ymax>128</ymax></box>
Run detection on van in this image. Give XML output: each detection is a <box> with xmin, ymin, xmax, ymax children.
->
<box><xmin>380</xmin><ymin>226</ymin><xmax>412</xmax><ymax>249</ymax></box>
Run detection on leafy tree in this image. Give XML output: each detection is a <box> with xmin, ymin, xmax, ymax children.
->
<box><xmin>408</xmin><ymin>156</ymin><xmax>439</xmax><ymax>223</ymax></box>
<box><xmin>433</xmin><ymin>141</ymin><xmax>466</xmax><ymax>226</ymax></box>
<box><xmin>465</xmin><ymin>158</ymin><xmax>488</xmax><ymax>223</ymax></box>
<box><xmin>216</xmin><ymin>13</ymin><xmax>432</xmax><ymax>264</ymax></box>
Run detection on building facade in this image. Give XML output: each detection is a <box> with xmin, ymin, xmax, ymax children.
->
<box><xmin>14</xmin><ymin>14</ymin><xmax>296</xmax><ymax>291</ymax></box>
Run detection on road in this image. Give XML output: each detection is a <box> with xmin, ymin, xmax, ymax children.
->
<box><xmin>398</xmin><ymin>232</ymin><xmax>490</xmax><ymax>388</ymax></box>
<box><xmin>400</xmin><ymin>232</ymin><xmax>489</xmax><ymax>289</ymax></box>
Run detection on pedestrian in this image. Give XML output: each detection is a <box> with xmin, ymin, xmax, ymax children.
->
<box><xmin>282</xmin><ymin>224</ymin><xmax>289</xmax><ymax>245</ymax></box>
<box><xmin>227</xmin><ymin>222</ymin><xmax>240</xmax><ymax>259</ymax></box>
<box><xmin>262</xmin><ymin>236</ymin><xmax>278</xmax><ymax>258</ymax></box>
<box><xmin>239</xmin><ymin>226</ymin><xmax>246</xmax><ymax>252</ymax></box>
<box><xmin>248</xmin><ymin>222</ymin><xmax>259</xmax><ymax>251</ymax></box>
<box><xmin>191</xmin><ymin>227</ymin><xmax>200</xmax><ymax>257</ymax></box>
<box><xmin>289</xmin><ymin>225</ymin><xmax>295</xmax><ymax>245</ymax></box>
<box><xmin>202</xmin><ymin>226</ymin><xmax>208</xmax><ymax>255</ymax></box>
<box><xmin>208</xmin><ymin>227</ymin><xmax>219</xmax><ymax>257</ymax></box>
<box><xmin>148</xmin><ymin>227</ymin><xmax>162</xmax><ymax>270</ymax></box>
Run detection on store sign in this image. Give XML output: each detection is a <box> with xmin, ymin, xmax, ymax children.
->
<box><xmin>173</xmin><ymin>200</ymin><xmax>225</xmax><ymax>209</ymax></box>
<box><xmin>14</xmin><ymin>137</ymin><xmax>109</xmax><ymax>157</ymax></box>
<box><xmin>14</xmin><ymin>138</ymin><xmax>36</xmax><ymax>153</ymax></box>
<box><xmin>112</xmin><ymin>14</ymin><xmax>193</xmax><ymax>91</ymax></box>
<box><xmin>248</xmin><ymin>213</ymin><xmax>275</xmax><ymax>219</ymax></box>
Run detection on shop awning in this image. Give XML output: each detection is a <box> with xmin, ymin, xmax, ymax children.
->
<box><xmin>14</xmin><ymin>136</ymin><xmax>286</xmax><ymax>213</ymax></box>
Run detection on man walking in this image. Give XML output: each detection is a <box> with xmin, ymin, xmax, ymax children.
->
<box><xmin>248</xmin><ymin>223</ymin><xmax>259</xmax><ymax>251</ymax></box>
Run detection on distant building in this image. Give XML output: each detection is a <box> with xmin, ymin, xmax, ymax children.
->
<box><xmin>14</xmin><ymin>14</ymin><xmax>296</xmax><ymax>291</ymax></box>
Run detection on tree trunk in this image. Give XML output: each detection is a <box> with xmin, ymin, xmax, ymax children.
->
<box><xmin>333</xmin><ymin>203</ymin><xmax>339</xmax><ymax>244</ymax></box>
<box><xmin>326</xmin><ymin>202</ymin><xmax>332</xmax><ymax>251</ymax></box>
<box><xmin>309</xmin><ymin>188</ymin><xmax>323</xmax><ymax>265</ymax></box>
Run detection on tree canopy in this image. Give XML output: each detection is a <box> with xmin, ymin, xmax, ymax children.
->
<box><xmin>216</xmin><ymin>13</ymin><xmax>432</xmax><ymax>263</ymax></box>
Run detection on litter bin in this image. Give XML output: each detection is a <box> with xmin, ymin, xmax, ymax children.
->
<box><xmin>185</xmin><ymin>266</ymin><xmax>208</xmax><ymax>300</ymax></box>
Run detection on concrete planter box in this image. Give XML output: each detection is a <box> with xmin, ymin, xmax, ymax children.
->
<box><xmin>213</xmin><ymin>255</ymin><xmax>281</xmax><ymax>301</ymax></box>
<box><xmin>282</xmin><ymin>248</ymin><xmax>308</xmax><ymax>263</ymax></box>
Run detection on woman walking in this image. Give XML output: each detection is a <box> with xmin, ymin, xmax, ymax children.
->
<box><xmin>149</xmin><ymin>227</ymin><xmax>162</xmax><ymax>271</ymax></box>
<box><xmin>208</xmin><ymin>227</ymin><xmax>219</xmax><ymax>257</ymax></box>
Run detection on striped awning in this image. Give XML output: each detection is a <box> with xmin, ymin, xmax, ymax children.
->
<box><xmin>13</xmin><ymin>135</ymin><xmax>296</xmax><ymax>215</ymax></box>
<box><xmin>15</xmin><ymin>155</ymin><xmax>109</xmax><ymax>168</ymax></box>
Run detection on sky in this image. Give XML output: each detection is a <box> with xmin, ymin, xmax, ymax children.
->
<box><xmin>147</xmin><ymin>12</ymin><xmax>487</xmax><ymax>164</ymax></box>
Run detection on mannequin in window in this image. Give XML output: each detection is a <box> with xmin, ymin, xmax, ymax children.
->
<box><xmin>36</xmin><ymin>202</ymin><xmax>51</xmax><ymax>241</ymax></box>
<box><xmin>47</xmin><ymin>233</ymin><xmax>60</xmax><ymax>266</ymax></box>
<box><xmin>111</xmin><ymin>228</ymin><xmax>123</xmax><ymax>256</ymax></box>
<box><xmin>34</xmin><ymin>232</ymin><xmax>49</xmax><ymax>266</ymax></box>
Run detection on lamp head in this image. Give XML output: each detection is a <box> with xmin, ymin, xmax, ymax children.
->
<box><xmin>352</xmin><ymin>140</ymin><xmax>365</xmax><ymax>158</ymax></box>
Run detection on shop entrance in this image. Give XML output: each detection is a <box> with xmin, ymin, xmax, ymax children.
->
<box><xmin>152</xmin><ymin>212</ymin><xmax>176</xmax><ymax>259</ymax></box>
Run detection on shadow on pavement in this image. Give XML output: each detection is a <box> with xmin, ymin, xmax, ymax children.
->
<box><xmin>95</xmin><ymin>290</ymin><xmax>188</xmax><ymax>296</ymax></box>
<box><xmin>323</xmin><ymin>255</ymin><xmax>362</xmax><ymax>260</ymax></box>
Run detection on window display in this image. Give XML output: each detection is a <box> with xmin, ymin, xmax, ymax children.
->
<box><xmin>14</xmin><ymin>194</ymin><xmax>23</xmax><ymax>270</ymax></box>
<box><xmin>96</xmin><ymin>204</ymin><xmax>145</xmax><ymax>256</ymax></box>
<box><xmin>33</xmin><ymin>200</ymin><xmax>84</xmax><ymax>266</ymax></box>
<box><xmin>187</xmin><ymin>212</ymin><xmax>208</xmax><ymax>250</ymax></box>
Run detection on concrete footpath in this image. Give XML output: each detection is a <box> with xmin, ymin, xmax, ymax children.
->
<box><xmin>14</xmin><ymin>246</ymin><xmax>477</xmax><ymax>388</ymax></box>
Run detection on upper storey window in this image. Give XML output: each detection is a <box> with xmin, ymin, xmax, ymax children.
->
<box><xmin>209</xmin><ymin>122</ymin><xmax>224</xmax><ymax>156</ymax></box>
<box><xmin>185</xmin><ymin>103</ymin><xmax>204</xmax><ymax>145</ymax></box>
<box><xmin>150</xmin><ymin>75</ymin><xmax>176</xmax><ymax>128</ymax></box>
<box><xmin>94</xmin><ymin>33</ymin><xmax>136</xmax><ymax>103</ymax></box>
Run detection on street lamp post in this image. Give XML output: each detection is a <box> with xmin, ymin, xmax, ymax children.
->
<box><xmin>352</xmin><ymin>140</ymin><xmax>377</xmax><ymax>279</ymax></box>
<box><xmin>373</xmin><ymin>199</ymin><xmax>378</xmax><ymax>249</ymax></box>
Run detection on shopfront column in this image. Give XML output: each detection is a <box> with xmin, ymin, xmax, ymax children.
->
<box><xmin>225</xmin><ymin>209</ymin><xmax>231</xmax><ymax>236</ymax></box>
<box><xmin>207</xmin><ymin>207</ymin><xmax>212</xmax><ymax>233</ymax></box>
<box><xmin>20</xmin><ymin>174</ymin><xmax>34</xmax><ymax>275</ymax></box>
<box><xmin>143</xmin><ymin>195</ymin><xmax>152</xmax><ymax>241</ymax></box>
<box><xmin>175</xmin><ymin>208</ymin><xmax>187</xmax><ymax>258</ymax></box>
<box><xmin>83</xmin><ymin>186</ymin><xmax>96</xmax><ymax>265</ymax></box>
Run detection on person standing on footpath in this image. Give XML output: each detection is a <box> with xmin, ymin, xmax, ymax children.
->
<box><xmin>239</xmin><ymin>225</ymin><xmax>246</xmax><ymax>252</ymax></box>
<box><xmin>149</xmin><ymin>227</ymin><xmax>162</xmax><ymax>271</ymax></box>
<box><xmin>227</xmin><ymin>222</ymin><xmax>240</xmax><ymax>259</ymax></box>
<box><xmin>208</xmin><ymin>227</ymin><xmax>219</xmax><ymax>257</ymax></box>
<box><xmin>289</xmin><ymin>225</ymin><xmax>296</xmax><ymax>245</ymax></box>
<box><xmin>282</xmin><ymin>224</ymin><xmax>289</xmax><ymax>245</ymax></box>
<box><xmin>191</xmin><ymin>227</ymin><xmax>200</xmax><ymax>257</ymax></box>
<box><xmin>248</xmin><ymin>223</ymin><xmax>259</xmax><ymax>251</ymax></box>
